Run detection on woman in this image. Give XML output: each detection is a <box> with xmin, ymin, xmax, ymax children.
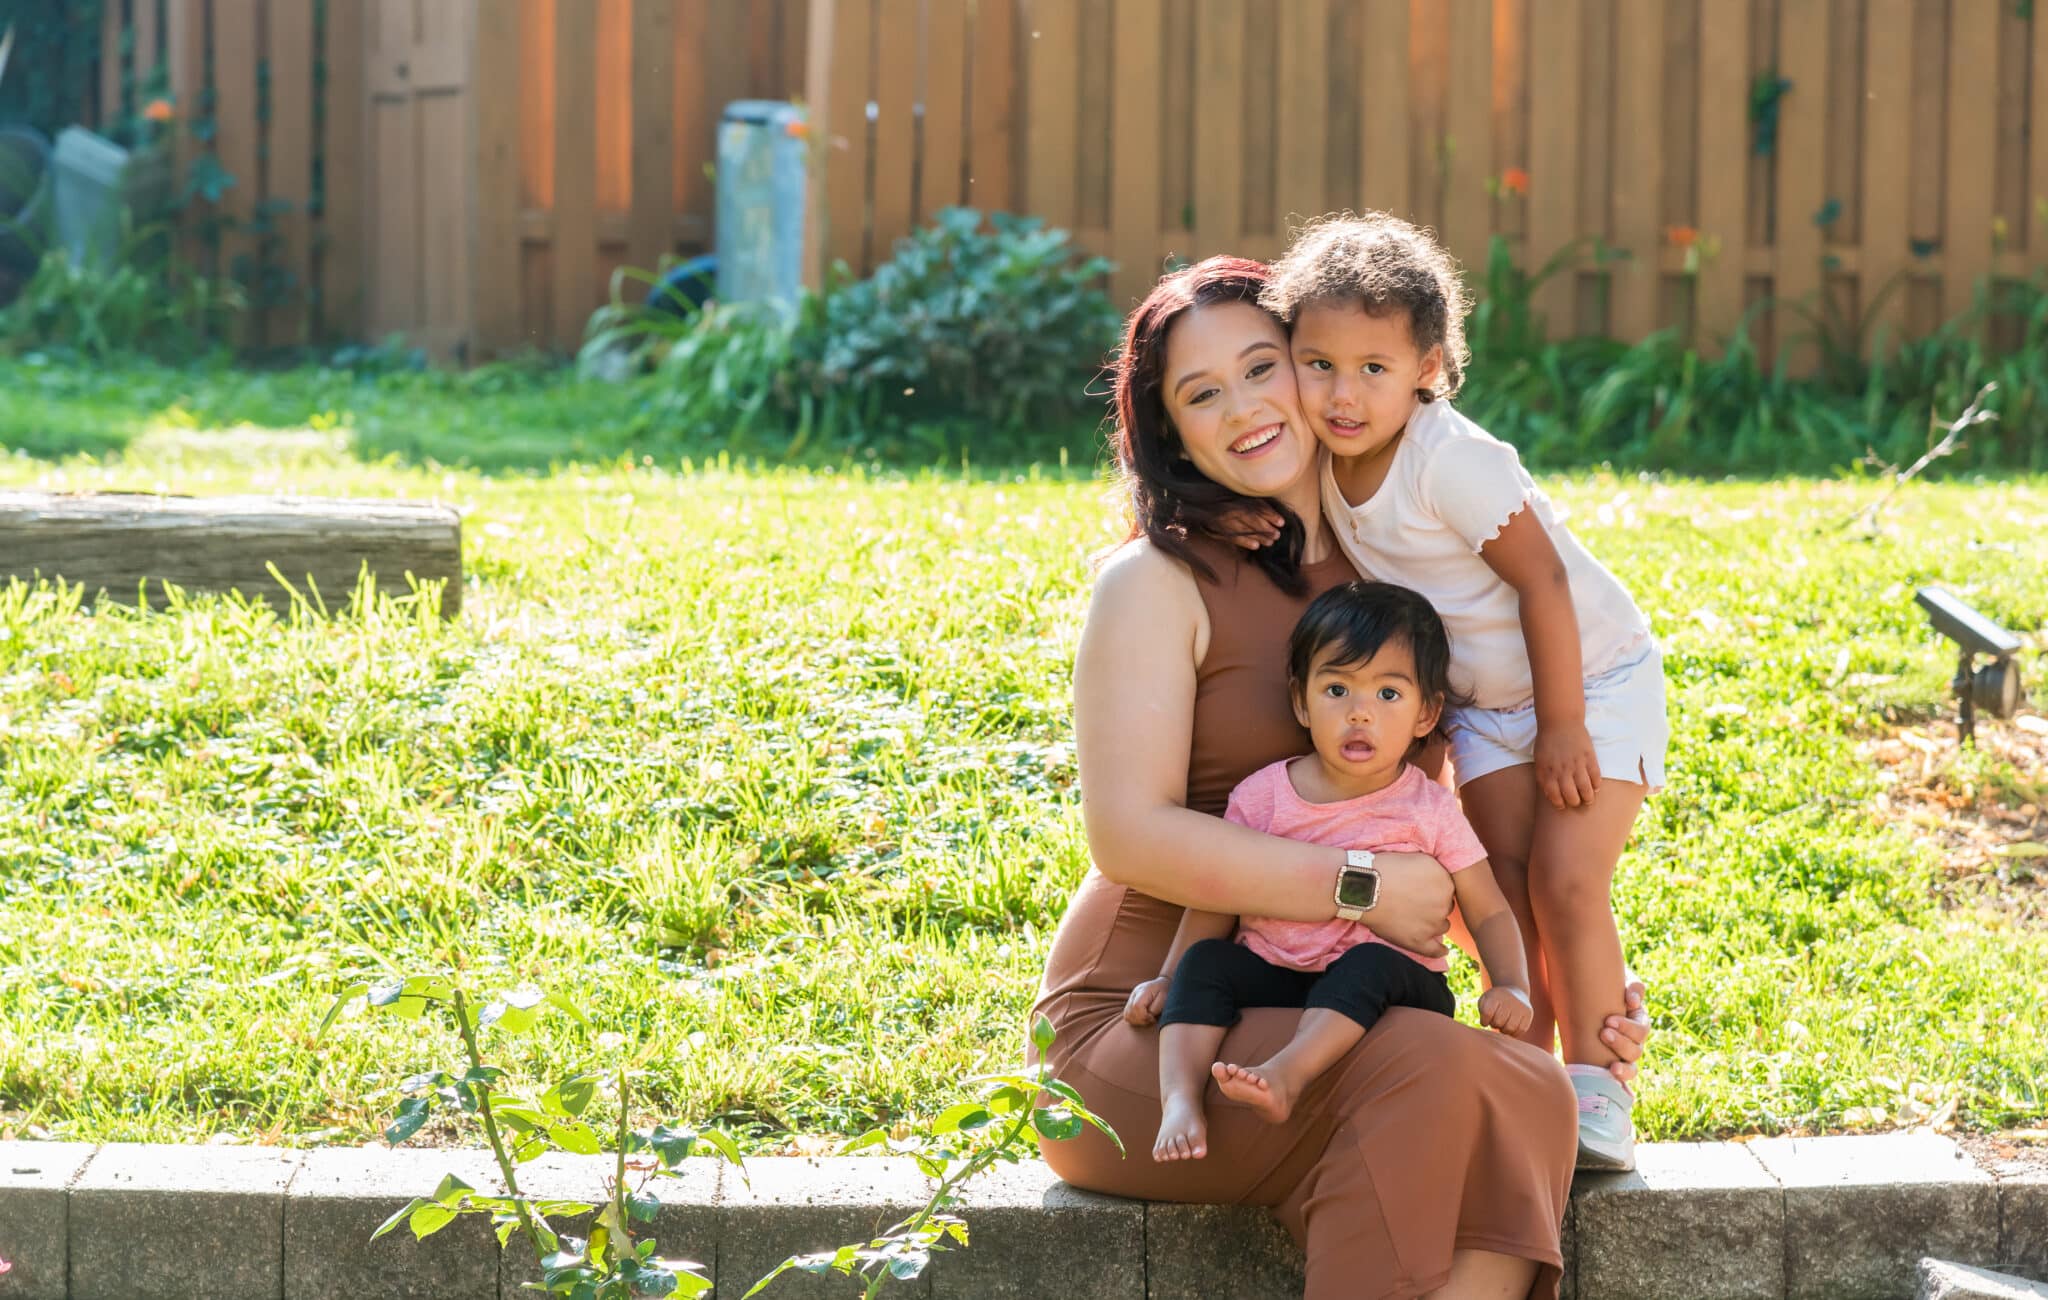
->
<box><xmin>1031</xmin><ymin>258</ymin><xmax>1647</xmax><ymax>1300</ymax></box>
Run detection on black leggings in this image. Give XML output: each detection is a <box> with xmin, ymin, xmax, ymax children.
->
<box><xmin>1159</xmin><ymin>937</ymin><xmax>1455</xmax><ymax>1033</ymax></box>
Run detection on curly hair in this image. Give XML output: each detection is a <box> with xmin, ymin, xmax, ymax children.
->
<box><xmin>1259</xmin><ymin>211</ymin><xmax>1472</xmax><ymax>402</ymax></box>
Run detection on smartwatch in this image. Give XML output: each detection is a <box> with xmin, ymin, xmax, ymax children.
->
<box><xmin>1334</xmin><ymin>849</ymin><xmax>1379</xmax><ymax>922</ymax></box>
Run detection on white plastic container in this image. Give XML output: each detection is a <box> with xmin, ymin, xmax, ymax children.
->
<box><xmin>51</xmin><ymin>126</ymin><xmax>171</xmax><ymax>271</ymax></box>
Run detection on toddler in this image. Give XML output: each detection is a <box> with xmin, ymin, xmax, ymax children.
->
<box><xmin>1124</xmin><ymin>581</ymin><xmax>1533</xmax><ymax>1163</ymax></box>
<box><xmin>1259</xmin><ymin>212</ymin><xmax>1669</xmax><ymax>1170</ymax></box>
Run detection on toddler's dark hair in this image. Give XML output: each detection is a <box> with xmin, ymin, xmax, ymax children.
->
<box><xmin>1288</xmin><ymin>582</ymin><xmax>1459</xmax><ymax>712</ymax></box>
<box><xmin>1259</xmin><ymin>211</ymin><xmax>1471</xmax><ymax>401</ymax></box>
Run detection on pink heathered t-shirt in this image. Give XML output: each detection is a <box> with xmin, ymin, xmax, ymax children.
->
<box><xmin>1226</xmin><ymin>758</ymin><xmax>1488</xmax><ymax>973</ymax></box>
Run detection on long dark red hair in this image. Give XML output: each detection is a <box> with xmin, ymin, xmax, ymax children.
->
<box><xmin>1109</xmin><ymin>256</ymin><xmax>1308</xmax><ymax>592</ymax></box>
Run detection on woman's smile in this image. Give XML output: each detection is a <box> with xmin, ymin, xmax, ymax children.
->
<box><xmin>1230</xmin><ymin>422</ymin><xmax>1287</xmax><ymax>455</ymax></box>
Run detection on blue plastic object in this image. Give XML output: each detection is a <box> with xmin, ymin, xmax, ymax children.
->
<box><xmin>645</xmin><ymin>253</ymin><xmax>717</xmax><ymax>318</ymax></box>
<box><xmin>714</xmin><ymin>100</ymin><xmax>808</xmax><ymax>311</ymax></box>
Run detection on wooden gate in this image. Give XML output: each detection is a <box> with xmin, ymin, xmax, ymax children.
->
<box><xmin>365</xmin><ymin>1</ymin><xmax>477</xmax><ymax>358</ymax></box>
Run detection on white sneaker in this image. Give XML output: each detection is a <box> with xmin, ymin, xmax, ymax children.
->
<box><xmin>1570</xmin><ymin>1069</ymin><xmax>1636</xmax><ymax>1171</ymax></box>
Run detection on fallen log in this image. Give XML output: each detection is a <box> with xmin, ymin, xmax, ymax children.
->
<box><xmin>0</xmin><ymin>491</ymin><xmax>463</xmax><ymax>616</ymax></box>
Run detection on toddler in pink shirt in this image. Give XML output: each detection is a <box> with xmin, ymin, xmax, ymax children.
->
<box><xmin>1125</xmin><ymin>581</ymin><xmax>1534</xmax><ymax>1164</ymax></box>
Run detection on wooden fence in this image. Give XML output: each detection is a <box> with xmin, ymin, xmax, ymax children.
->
<box><xmin>97</xmin><ymin>1</ymin><xmax>2048</xmax><ymax>362</ymax></box>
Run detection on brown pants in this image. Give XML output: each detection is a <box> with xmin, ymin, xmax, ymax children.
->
<box><xmin>1032</xmin><ymin>995</ymin><xmax>1576</xmax><ymax>1300</ymax></box>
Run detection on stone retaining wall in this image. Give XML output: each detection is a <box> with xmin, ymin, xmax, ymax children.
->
<box><xmin>2</xmin><ymin>1133</ymin><xmax>2043</xmax><ymax>1299</ymax></box>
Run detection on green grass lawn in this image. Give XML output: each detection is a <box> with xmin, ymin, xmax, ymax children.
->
<box><xmin>2</xmin><ymin>377</ymin><xmax>2046</xmax><ymax>1153</ymax></box>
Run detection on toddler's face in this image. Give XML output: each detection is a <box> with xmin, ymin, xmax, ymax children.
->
<box><xmin>1288</xmin><ymin>301</ymin><xmax>1442</xmax><ymax>463</ymax></box>
<box><xmin>1291</xmin><ymin>636</ymin><xmax>1441</xmax><ymax>782</ymax></box>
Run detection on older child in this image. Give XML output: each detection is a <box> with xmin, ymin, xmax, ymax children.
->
<box><xmin>1258</xmin><ymin>213</ymin><xmax>1668</xmax><ymax>1171</ymax></box>
<box><xmin>1124</xmin><ymin>581</ymin><xmax>1534</xmax><ymax>1164</ymax></box>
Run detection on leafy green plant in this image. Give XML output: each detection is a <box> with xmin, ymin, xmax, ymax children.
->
<box><xmin>791</xmin><ymin>209</ymin><xmax>1118</xmax><ymax>447</ymax></box>
<box><xmin>0</xmin><ymin>239</ymin><xmax>244</xmax><ymax>360</ymax></box>
<box><xmin>320</xmin><ymin>972</ymin><xmax>1116</xmax><ymax>1299</ymax></box>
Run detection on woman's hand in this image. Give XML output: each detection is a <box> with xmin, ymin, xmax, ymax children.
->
<box><xmin>1602</xmin><ymin>974</ymin><xmax>1651</xmax><ymax>1085</ymax></box>
<box><xmin>1361</xmin><ymin>851</ymin><xmax>1454</xmax><ymax>960</ymax></box>
<box><xmin>1124</xmin><ymin>977</ymin><xmax>1170</xmax><ymax>1026</ymax></box>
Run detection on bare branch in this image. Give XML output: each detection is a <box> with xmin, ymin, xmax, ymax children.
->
<box><xmin>1844</xmin><ymin>382</ymin><xmax>1999</xmax><ymax>532</ymax></box>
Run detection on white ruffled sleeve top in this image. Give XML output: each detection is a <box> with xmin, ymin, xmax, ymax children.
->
<box><xmin>1318</xmin><ymin>399</ymin><xmax>1652</xmax><ymax>712</ymax></box>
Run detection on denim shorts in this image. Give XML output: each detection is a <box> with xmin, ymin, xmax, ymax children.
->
<box><xmin>1445</xmin><ymin>645</ymin><xmax>1669</xmax><ymax>791</ymax></box>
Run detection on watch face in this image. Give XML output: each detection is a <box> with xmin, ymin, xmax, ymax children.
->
<box><xmin>1337</xmin><ymin>869</ymin><xmax>1378</xmax><ymax>910</ymax></box>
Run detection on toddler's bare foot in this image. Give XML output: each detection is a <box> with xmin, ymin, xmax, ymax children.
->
<box><xmin>1152</xmin><ymin>1094</ymin><xmax>1209</xmax><ymax>1162</ymax></box>
<box><xmin>1212</xmin><ymin>1060</ymin><xmax>1297</xmax><ymax>1125</ymax></box>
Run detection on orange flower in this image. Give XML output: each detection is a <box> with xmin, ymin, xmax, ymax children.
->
<box><xmin>143</xmin><ymin>97</ymin><xmax>175</xmax><ymax>122</ymax></box>
<box><xmin>784</xmin><ymin>119</ymin><xmax>809</xmax><ymax>139</ymax></box>
<box><xmin>1499</xmin><ymin>166</ymin><xmax>1529</xmax><ymax>197</ymax></box>
<box><xmin>1665</xmin><ymin>225</ymin><xmax>1699</xmax><ymax>248</ymax></box>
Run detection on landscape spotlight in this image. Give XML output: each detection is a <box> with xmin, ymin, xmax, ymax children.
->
<box><xmin>1914</xmin><ymin>587</ymin><xmax>2025</xmax><ymax>745</ymax></box>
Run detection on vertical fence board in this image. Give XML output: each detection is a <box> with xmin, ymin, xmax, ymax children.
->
<box><xmin>1238</xmin><ymin>3</ymin><xmax>1275</xmax><ymax>244</ymax></box>
<box><xmin>213</xmin><ymin>0</ymin><xmax>261</xmax><ymax>341</ymax></box>
<box><xmin>167</xmin><ymin>0</ymin><xmax>210</xmax><ymax>272</ymax></box>
<box><xmin>627</xmin><ymin>0</ymin><xmax>676</xmax><ymax>275</ymax></box>
<box><xmin>552</xmin><ymin>0</ymin><xmax>599</xmax><ymax>349</ymax></box>
<box><xmin>920</xmin><ymin>0</ymin><xmax>968</xmax><ymax>221</ymax></box>
<box><xmin>870</xmin><ymin>0</ymin><xmax>917</xmax><ymax>257</ymax></box>
<box><xmin>1526</xmin><ymin>0</ymin><xmax>1581</xmax><ymax>337</ymax></box>
<box><xmin>320</xmin><ymin>0</ymin><xmax>364</xmax><ymax>340</ymax></box>
<box><xmin>475</xmin><ymin>0</ymin><xmax>525</xmax><ymax>353</ymax></box>
<box><xmin>821</xmin><ymin>0</ymin><xmax>871</xmax><ymax>272</ymax></box>
<box><xmin>1694</xmin><ymin>0</ymin><xmax>1747</xmax><ymax>352</ymax></box>
<box><xmin>1442</xmin><ymin>0</ymin><xmax>1494</xmax><ymax>273</ymax></box>
<box><xmin>2034</xmin><ymin>1</ymin><xmax>2048</xmax><ymax>256</ymax></box>
<box><xmin>1942</xmin><ymin>0</ymin><xmax>1997</xmax><ymax>324</ymax></box>
<box><xmin>1360</xmin><ymin>0</ymin><xmax>1410</xmax><ymax>215</ymax></box>
<box><xmin>1994</xmin><ymin>2</ymin><xmax>2029</xmax><ymax>257</ymax></box>
<box><xmin>524</xmin><ymin>0</ymin><xmax>556</xmax><ymax>208</ymax></box>
<box><xmin>1774</xmin><ymin>0</ymin><xmax>1828</xmax><ymax>374</ymax></box>
<box><xmin>967</xmin><ymin>0</ymin><xmax>1016</xmax><ymax>214</ymax></box>
<box><xmin>102</xmin><ymin>0</ymin><xmax>125</xmax><ymax>122</ymax></box>
<box><xmin>1860</xmin><ymin>0</ymin><xmax>1910</xmax><ymax>354</ymax></box>
<box><xmin>269</xmin><ymin>0</ymin><xmax>316</xmax><ymax>347</ymax></box>
<box><xmin>1492</xmin><ymin>0</ymin><xmax>1528</xmax><ymax>242</ymax></box>
<box><xmin>1609</xmin><ymin>0</ymin><xmax>1662</xmax><ymax>344</ymax></box>
<box><xmin>1158</xmin><ymin>7</ymin><xmax>1192</xmax><ymax>235</ymax></box>
<box><xmin>1024</xmin><ymin>0</ymin><xmax>1079</xmax><ymax>227</ymax></box>
<box><xmin>1407</xmin><ymin>0</ymin><xmax>1448</xmax><ymax>233</ymax></box>
<box><xmin>596</xmin><ymin>0</ymin><xmax>632</xmax><ymax>213</ymax></box>
<box><xmin>1109</xmin><ymin>0</ymin><xmax>1163</xmax><ymax>309</ymax></box>
<box><xmin>1192</xmin><ymin>0</ymin><xmax>1243</xmax><ymax>254</ymax></box>
<box><xmin>1076</xmin><ymin>1</ymin><xmax>1114</xmax><ymax>233</ymax></box>
<box><xmin>1576</xmin><ymin>0</ymin><xmax>1615</xmax><ymax>339</ymax></box>
<box><xmin>136</xmin><ymin>0</ymin><xmax>162</xmax><ymax>86</ymax></box>
<box><xmin>1275</xmin><ymin>0</ymin><xmax>1328</xmax><ymax>236</ymax></box>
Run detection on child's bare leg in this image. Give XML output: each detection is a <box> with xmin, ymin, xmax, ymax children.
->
<box><xmin>1459</xmin><ymin>765</ymin><xmax>1554</xmax><ymax>1051</ymax></box>
<box><xmin>1528</xmin><ymin>781</ymin><xmax>1648</xmax><ymax>1066</ymax></box>
<box><xmin>1213</xmin><ymin>1009</ymin><xmax>1364</xmax><ymax>1125</ymax></box>
<box><xmin>1155</xmin><ymin>1023</ymin><xmax>1227</xmax><ymax>1161</ymax></box>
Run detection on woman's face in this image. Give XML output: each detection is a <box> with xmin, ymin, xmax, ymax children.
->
<box><xmin>1159</xmin><ymin>301</ymin><xmax>1317</xmax><ymax>500</ymax></box>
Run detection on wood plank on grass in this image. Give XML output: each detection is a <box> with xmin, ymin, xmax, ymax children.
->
<box><xmin>0</xmin><ymin>492</ymin><xmax>464</xmax><ymax>618</ymax></box>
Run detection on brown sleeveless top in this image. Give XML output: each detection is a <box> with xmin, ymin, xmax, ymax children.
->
<box><xmin>1035</xmin><ymin>539</ymin><xmax>1361</xmax><ymax>1022</ymax></box>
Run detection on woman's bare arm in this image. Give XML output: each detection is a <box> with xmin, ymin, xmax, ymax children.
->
<box><xmin>1073</xmin><ymin>544</ymin><xmax>1454</xmax><ymax>955</ymax></box>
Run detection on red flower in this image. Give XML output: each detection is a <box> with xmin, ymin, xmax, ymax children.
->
<box><xmin>143</xmin><ymin>98</ymin><xmax>175</xmax><ymax>122</ymax></box>
<box><xmin>1665</xmin><ymin>225</ymin><xmax>1699</xmax><ymax>248</ymax></box>
<box><xmin>1499</xmin><ymin>166</ymin><xmax>1529</xmax><ymax>197</ymax></box>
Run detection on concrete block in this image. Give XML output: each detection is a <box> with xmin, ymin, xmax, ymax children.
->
<box><xmin>928</xmin><ymin>1161</ymin><xmax>1143</xmax><ymax>1300</ymax></box>
<box><xmin>1571</xmin><ymin>1142</ymin><xmax>1784</xmax><ymax>1300</ymax></box>
<box><xmin>1918</xmin><ymin>1258</ymin><xmax>2048</xmax><ymax>1299</ymax></box>
<box><xmin>69</xmin><ymin>1143</ymin><xmax>302</xmax><ymax>1300</ymax></box>
<box><xmin>1145</xmin><ymin>1202</ymin><xmax>1303</xmax><ymax>1300</ymax></box>
<box><xmin>0</xmin><ymin>1142</ymin><xmax>97</xmax><ymax>1300</ymax></box>
<box><xmin>1752</xmin><ymin>1133</ymin><xmax>1998</xmax><ymax>1300</ymax></box>
<box><xmin>717</xmin><ymin>1157</ymin><xmax>934</xmax><ymax>1297</ymax></box>
<box><xmin>2000</xmin><ymin>1171</ymin><xmax>2048</xmax><ymax>1284</ymax></box>
<box><xmin>284</xmin><ymin>1147</ymin><xmax>501</xmax><ymax>1300</ymax></box>
<box><xmin>497</xmin><ymin>1152</ymin><xmax>720</xmax><ymax>1297</ymax></box>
